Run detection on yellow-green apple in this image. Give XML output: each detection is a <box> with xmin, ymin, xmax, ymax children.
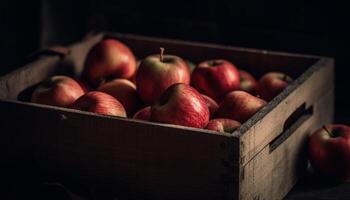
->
<box><xmin>151</xmin><ymin>83</ymin><xmax>209</xmax><ymax>128</ymax></box>
<box><xmin>133</xmin><ymin>106</ymin><xmax>151</xmax><ymax>121</ymax></box>
<box><xmin>205</xmin><ymin>118</ymin><xmax>241</xmax><ymax>133</ymax></box>
<box><xmin>98</xmin><ymin>78</ymin><xmax>142</xmax><ymax>117</ymax></box>
<box><xmin>136</xmin><ymin>48</ymin><xmax>190</xmax><ymax>105</ymax></box>
<box><xmin>71</xmin><ymin>91</ymin><xmax>126</xmax><ymax>117</ymax></box>
<box><xmin>201</xmin><ymin>94</ymin><xmax>219</xmax><ymax>118</ymax></box>
<box><xmin>191</xmin><ymin>59</ymin><xmax>240</xmax><ymax>102</ymax></box>
<box><xmin>31</xmin><ymin>75</ymin><xmax>86</xmax><ymax>107</ymax></box>
<box><xmin>257</xmin><ymin>72</ymin><xmax>293</xmax><ymax>101</ymax></box>
<box><xmin>216</xmin><ymin>90</ymin><xmax>267</xmax><ymax>123</ymax></box>
<box><xmin>309</xmin><ymin>124</ymin><xmax>350</xmax><ymax>182</ymax></box>
<box><xmin>82</xmin><ymin>38</ymin><xmax>137</xmax><ymax>87</ymax></box>
<box><xmin>239</xmin><ymin>70</ymin><xmax>258</xmax><ymax>95</ymax></box>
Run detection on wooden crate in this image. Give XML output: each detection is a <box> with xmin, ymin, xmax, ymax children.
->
<box><xmin>0</xmin><ymin>32</ymin><xmax>334</xmax><ymax>200</ymax></box>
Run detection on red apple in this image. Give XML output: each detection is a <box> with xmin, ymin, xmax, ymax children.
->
<box><xmin>151</xmin><ymin>83</ymin><xmax>209</xmax><ymax>128</ymax></box>
<box><xmin>31</xmin><ymin>75</ymin><xmax>86</xmax><ymax>107</ymax></box>
<box><xmin>136</xmin><ymin>48</ymin><xmax>190</xmax><ymax>105</ymax></box>
<box><xmin>216</xmin><ymin>90</ymin><xmax>267</xmax><ymax>123</ymax></box>
<box><xmin>201</xmin><ymin>94</ymin><xmax>219</xmax><ymax>118</ymax></box>
<box><xmin>309</xmin><ymin>124</ymin><xmax>350</xmax><ymax>182</ymax></box>
<box><xmin>239</xmin><ymin>70</ymin><xmax>258</xmax><ymax>95</ymax></box>
<box><xmin>257</xmin><ymin>72</ymin><xmax>293</xmax><ymax>101</ymax></box>
<box><xmin>98</xmin><ymin>78</ymin><xmax>142</xmax><ymax>117</ymax></box>
<box><xmin>82</xmin><ymin>38</ymin><xmax>137</xmax><ymax>87</ymax></box>
<box><xmin>205</xmin><ymin>118</ymin><xmax>241</xmax><ymax>133</ymax></box>
<box><xmin>133</xmin><ymin>106</ymin><xmax>151</xmax><ymax>121</ymax></box>
<box><xmin>191</xmin><ymin>59</ymin><xmax>240</xmax><ymax>102</ymax></box>
<box><xmin>71</xmin><ymin>91</ymin><xmax>126</xmax><ymax>117</ymax></box>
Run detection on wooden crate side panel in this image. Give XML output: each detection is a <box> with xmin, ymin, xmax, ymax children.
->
<box><xmin>0</xmin><ymin>57</ymin><xmax>61</xmax><ymax>100</ymax></box>
<box><xmin>239</xmin><ymin>59</ymin><xmax>334</xmax><ymax>166</ymax></box>
<box><xmin>239</xmin><ymin>87</ymin><xmax>334</xmax><ymax>200</ymax></box>
<box><xmin>0</xmin><ymin>100</ymin><xmax>233</xmax><ymax>200</ymax></box>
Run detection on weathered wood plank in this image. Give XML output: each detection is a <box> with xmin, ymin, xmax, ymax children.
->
<box><xmin>0</xmin><ymin>99</ymin><xmax>232</xmax><ymax>200</ymax></box>
<box><xmin>238</xmin><ymin>58</ymin><xmax>334</xmax><ymax>166</ymax></box>
<box><xmin>239</xmin><ymin>87</ymin><xmax>334</xmax><ymax>200</ymax></box>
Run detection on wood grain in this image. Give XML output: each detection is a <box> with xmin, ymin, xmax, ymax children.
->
<box><xmin>239</xmin><ymin>87</ymin><xmax>334</xmax><ymax>200</ymax></box>
<box><xmin>237</xmin><ymin>58</ymin><xmax>334</xmax><ymax>166</ymax></box>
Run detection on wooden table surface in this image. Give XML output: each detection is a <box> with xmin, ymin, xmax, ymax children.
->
<box><xmin>286</xmin><ymin>174</ymin><xmax>350</xmax><ymax>200</ymax></box>
<box><xmin>3</xmin><ymin>168</ymin><xmax>350</xmax><ymax>200</ymax></box>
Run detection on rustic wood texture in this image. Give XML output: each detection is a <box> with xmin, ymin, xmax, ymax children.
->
<box><xmin>237</xmin><ymin>58</ymin><xmax>334</xmax><ymax>166</ymax></box>
<box><xmin>0</xmin><ymin>99</ymin><xmax>233</xmax><ymax>200</ymax></box>
<box><xmin>0</xmin><ymin>56</ymin><xmax>61</xmax><ymax>100</ymax></box>
<box><xmin>239</xmin><ymin>87</ymin><xmax>334</xmax><ymax>200</ymax></box>
<box><xmin>0</xmin><ymin>32</ymin><xmax>334</xmax><ymax>200</ymax></box>
<box><xmin>235</xmin><ymin>58</ymin><xmax>334</xmax><ymax>200</ymax></box>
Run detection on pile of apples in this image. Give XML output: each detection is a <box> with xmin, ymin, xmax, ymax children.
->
<box><xmin>31</xmin><ymin>38</ymin><xmax>293</xmax><ymax>133</ymax></box>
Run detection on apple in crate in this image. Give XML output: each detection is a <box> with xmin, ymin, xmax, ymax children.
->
<box><xmin>151</xmin><ymin>83</ymin><xmax>209</xmax><ymax>128</ymax></box>
<box><xmin>82</xmin><ymin>38</ymin><xmax>137</xmax><ymax>87</ymax></box>
<box><xmin>239</xmin><ymin>70</ymin><xmax>258</xmax><ymax>95</ymax></box>
<box><xmin>206</xmin><ymin>118</ymin><xmax>241</xmax><ymax>133</ymax></box>
<box><xmin>201</xmin><ymin>94</ymin><xmax>219</xmax><ymax>118</ymax></box>
<box><xmin>98</xmin><ymin>78</ymin><xmax>142</xmax><ymax>117</ymax></box>
<box><xmin>257</xmin><ymin>72</ymin><xmax>293</xmax><ymax>101</ymax></box>
<box><xmin>31</xmin><ymin>75</ymin><xmax>86</xmax><ymax>107</ymax></box>
<box><xmin>309</xmin><ymin>124</ymin><xmax>350</xmax><ymax>182</ymax></box>
<box><xmin>71</xmin><ymin>91</ymin><xmax>126</xmax><ymax>117</ymax></box>
<box><xmin>191</xmin><ymin>59</ymin><xmax>240</xmax><ymax>102</ymax></box>
<box><xmin>133</xmin><ymin>106</ymin><xmax>151</xmax><ymax>121</ymax></box>
<box><xmin>216</xmin><ymin>90</ymin><xmax>266</xmax><ymax>123</ymax></box>
<box><xmin>136</xmin><ymin>48</ymin><xmax>190</xmax><ymax>105</ymax></box>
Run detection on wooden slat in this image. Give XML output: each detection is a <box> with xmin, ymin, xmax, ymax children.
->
<box><xmin>0</xmin><ymin>56</ymin><xmax>61</xmax><ymax>100</ymax></box>
<box><xmin>237</xmin><ymin>58</ymin><xmax>334</xmax><ymax>167</ymax></box>
<box><xmin>0</xmin><ymin>100</ymin><xmax>233</xmax><ymax>200</ymax></box>
<box><xmin>239</xmin><ymin>86</ymin><xmax>334</xmax><ymax>200</ymax></box>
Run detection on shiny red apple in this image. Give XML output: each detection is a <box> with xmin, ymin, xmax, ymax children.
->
<box><xmin>98</xmin><ymin>78</ymin><xmax>142</xmax><ymax>117</ymax></box>
<box><xmin>201</xmin><ymin>94</ymin><xmax>219</xmax><ymax>118</ymax></box>
<box><xmin>205</xmin><ymin>118</ymin><xmax>241</xmax><ymax>133</ymax></box>
<box><xmin>309</xmin><ymin>124</ymin><xmax>350</xmax><ymax>182</ymax></box>
<box><xmin>136</xmin><ymin>48</ymin><xmax>190</xmax><ymax>105</ymax></box>
<box><xmin>133</xmin><ymin>106</ymin><xmax>151</xmax><ymax>121</ymax></box>
<box><xmin>257</xmin><ymin>72</ymin><xmax>293</xmax><ymax>101</ymax></box>
<box><xmin>82</xmin><ymin>38</ymin><xmax>137</xmax><ymax>87</ymax></box>
<box><xmin>31</xmin><ymin>75</ymin><xmax>86</xmax><ymax>107</ymax></box>
<box><xmin>239</xmin><ymin>70</ymin><xmax>258</xmax><ymax>95</ymax></box>
<box><xmin>151</xmin><ymin>83</ymin><xmax>209</xmax><ymax>128</ymax></box>
<box><xmin>71</xmin><ymin>91</ymin><xmax>126</xmax><ymax>117</ymax></box>
<box><xmin>216</xmin><ymin>90</ymin><xmax>267</xmax><ymax>123</ymax></box>
<box><xmin>191</xmin><ymin>59</ymin><xmax>240</xmax><ymax>102</ymax></box>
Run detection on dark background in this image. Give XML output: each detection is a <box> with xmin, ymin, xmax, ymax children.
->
<box><xmin>0</xmin><ymin>1</ymin><xmax>349</xmax><ymax>199</ymax></box>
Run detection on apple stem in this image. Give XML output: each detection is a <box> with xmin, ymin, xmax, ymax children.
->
<box><xmin>160</xmin><ymin>47</ymin><xmax>164</xmax><ymax>62</ymax></box>
<box><xmin>323</xmin><ymin>125</ymin><xmax>332</xmax><ymax>136</ymax></box>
